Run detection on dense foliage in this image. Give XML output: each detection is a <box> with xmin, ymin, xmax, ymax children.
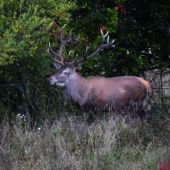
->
<box><xmin>0</xmin><ymin>0</ymin><xmax>170</xmax><ymax>123</ymax></box>
<box><xmin>0</xmin><ymin>0</ymin><xmax>77</xmax><ymax>123</ymax></box>
<box><xmin>117</xmin><ymin>0</ymin><xmax>170</xmax><ymax>74</ymax></box>
<box><xmin>69</xmin><ymin>0</ymin><xmax>170</xmax><ymax>76</ymax></box>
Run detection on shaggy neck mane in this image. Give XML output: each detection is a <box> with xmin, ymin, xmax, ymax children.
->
<box><xmin>63</xmin><ymin>72</ymin><xmax>90</xmax><ymax>104</ymax></box>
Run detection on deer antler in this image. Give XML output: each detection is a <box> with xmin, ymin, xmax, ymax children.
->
<box><xmin>48</xmin><ymin>24</ymin><xmax>79</xmax><ymax>66</ymax></box>
<box><xmin>70</xmin><ymin>29</ymin><xmax>115</xmax><ymax>66</ymax></box>
<box><xmin>47</xmin><ymin>48</ymin><xmax>64</xmax><ymax>66</ymax></box>
<box><xmin>48</xmin><ymin>25</ymin><xmax>115</xmax><ymax>67</ymax></box>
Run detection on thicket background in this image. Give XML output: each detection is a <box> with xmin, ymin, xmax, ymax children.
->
<box><xmin>1</xmin><ymin>0</ymin><xmax>170</xmax><ymax>123</ymax></box>
<box><xmin>0</xmin><ymin>0</ymin><xmax>170</xmax><ymax>169</ymax></box>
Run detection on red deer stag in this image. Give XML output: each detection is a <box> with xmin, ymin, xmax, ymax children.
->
<box><xmin>48</xmin><ymin>25</ymin><xmax>150</xmax><ymax>122</ymax></box>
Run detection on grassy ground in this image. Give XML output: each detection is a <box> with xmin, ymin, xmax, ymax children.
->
<box><xmin>0</xmin><ymin>110</ymin><xmax>170</xmax><ymax>170</ymax></box>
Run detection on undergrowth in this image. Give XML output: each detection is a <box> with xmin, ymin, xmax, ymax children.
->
<box><xmin>0</xmin><ymin>111</ymin><xmax>170</xmax><ymax>170</ymax></box>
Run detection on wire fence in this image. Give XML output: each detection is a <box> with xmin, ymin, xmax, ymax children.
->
<box><xmin>143</xmin><ymin>68</ymin><xmax>170</xmax><ymax>112</ymax></box>
<box><xmin>145</xmin><ymin>68</ymin><xmax>170</xmax><ymax>95</ymax></box>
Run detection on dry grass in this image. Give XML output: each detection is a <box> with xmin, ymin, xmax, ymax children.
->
<box><xmin>0</xmin><ymin>110</ymin><xmax>170</xmax><ymax>170</ymax></box>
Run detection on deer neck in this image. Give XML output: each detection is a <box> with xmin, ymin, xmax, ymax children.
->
<box><xmin>63</xmin><ymin>72</ymin><xmax>89</xmax><ymax>104</ymax></box>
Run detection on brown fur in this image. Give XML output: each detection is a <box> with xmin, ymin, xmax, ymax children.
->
<box><xmin>49</xmin><ymin>69</ymin><xmax>150</xmax><ymax>118</ymax></box>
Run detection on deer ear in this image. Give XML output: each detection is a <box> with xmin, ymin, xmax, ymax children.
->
<box><xmin>53</xmin><ymin>62</ymin><xmax>61</xmax><ymax>70</ymax></box>
<box><xmin>71</xmin><ymin>67</ymin><xmax>75</xmax><ymax>73</ymax></box>
<box><xmin>66</xmin><ymin>64</ymin><xmax>75</xmax><ymax>73</ymax></box>
<box><xmin>69</xmin><ymin>64</ymin><xmax>75</xmax><ymax>72</ymax></box>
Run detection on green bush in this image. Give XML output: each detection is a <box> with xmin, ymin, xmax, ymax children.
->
<box><xmin>0</xmin><ymin>0</ymin><xmax>77</xmax><ymax>124</ymax></box>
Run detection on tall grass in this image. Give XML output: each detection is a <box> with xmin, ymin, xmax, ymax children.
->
<box><xmin>0</xmin><ymin>110</ymin><xmax>170</xmax><ymax>170</ymax></box>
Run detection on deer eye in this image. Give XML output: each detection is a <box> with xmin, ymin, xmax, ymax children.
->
<box><xmin>63</xmin><ymin>72</ymin><xmax>68</xmax><ymax>75</ymax></box>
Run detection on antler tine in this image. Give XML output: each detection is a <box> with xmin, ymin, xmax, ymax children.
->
<box><xmin>48</xmin><ymin>24</ymin><xmax>80</xmax><ymax>66</ymax></box>
<box><xmin>107</xmin><ymin>35</ymin><xmax>110</xmax><ymax>43</ymax></box>
<box><xmin>59</xmin><ymin>28</ymin><xmax>79</xmax><ymax>56</ymax></box>
<box><xmin>59</xmin><ymin>31</ymin><xmax>71</xmax><ymax>56</ymax></box>
<box><xmin>112</xmin><ymin>39</ymin><xmax>115</xmax><ymax>43</ymax></box>
<box><xmin>49</xmin><ymin>42</ymin><xmax>64</xmax><ymax>64</ymax></box>
<box><xmin>59</xmin><ymin>24</ymin><xmax>66</xmax><ymax>44</ymax></box>
<box><xmin>47</xmin><ymin>48</ymin><xmax>64</xmax><ymax>66</ymax></box>
<box><xmin>73</xmin><ymin>35</ymin><xmax>80</xmax><ymax>41</ymax></box>
<box><xmin>71</xmin><ymin>29</ymin><xmax>115</xmax><ymax>66</ymax></box>
<box><xmin>49</xmin><ymin>24</ymin><xmax>72</xmax><ymax>63</ymax></box>
<box><xmin>100</xmin><ymin>29</ymin><xmax>104</xmax><ymax>44</ymax></box>
<box><xmin>104</xmin><ymin>31</ymin><xmax>109</xmax><ymax>38</ymax></box>
<box><xmin>49</xmin><ymin>43</ymin><xmax>59</xmax><ymax>58</ymax></box>
<box><xmin>61</xmin><ymin>24</ymin><xmax>67</xmax><ymax>30</ymax></box>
